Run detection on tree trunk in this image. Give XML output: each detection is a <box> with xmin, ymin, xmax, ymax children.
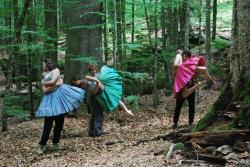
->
<box><xmin>212</xmin><ymin>0</ymin><xmax>217</xmax><ymax>40</ymax></box>
<box><xmin>195</xmin><ymin>0</ymin><xmax>250</xmax><ymax>131</ymax></box>
<box><xmin>64</xmin><ymin>0</ymin><xmax>102</xmax><ymax>83</ymax></box>
<box><xmin>153</xmin><ymin>0</ymin><xmax>158</xmax><ymax>107</ymax></box>
<box><xmin>198</xmin><ymin>0</ymin><xmax>203</xmax><ymax>55</ymax></box>
<box><xmin>116</xmin><ymin>0</ymin><xmax>122</xmax><ymax>69</ymax></box>
<box><xmin>184</xmin><ymin>1</ymin><xmax>190</xmax><ymax>50</ymax></box>
<box><xmin>121</xmin><ymin>0</ymin><xmax>126</xmax><ymax>71</ymax></box>
<box><xmin>112</xmin><ymin>0</ymin><xmax>118</xmax><ymax>67</ymax></box>
<box><xmin>205</xmin><ymin>0</ymin><xmax>211</xmax><ymax>61</ymax></box>
<box><xmin>103</xmin><ymin>0</ymin><xmax>109</xmax><ymax>63</ymax></box>
<box><xmin>143</xmin><ymin>0</ymin><xmax>152</xmax><ymax>46</ymax></box>
<box><xmin>44</xmin><ymin>0</ymin><xmax>58</xmax><ymax>63</ymax></box>
<box><xmin>131</xmin><ymin>0</ymin><xmax>135</xmax><ymax>43</ymax></box>
<box><xmin>27</xmin><ymin>1</ymin><xmax>35</xmax><ymax>119</ymax></box>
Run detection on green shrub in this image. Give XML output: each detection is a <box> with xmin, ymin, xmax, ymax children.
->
<box><xmin>212</xmin><ymin>38</ymin><xmax>231</xmax><ymax>51</ymax></box>
<box><xmin>125</xmin><ymin>95</ymin><xmax>140</xmax><ymax>111</ymax></box>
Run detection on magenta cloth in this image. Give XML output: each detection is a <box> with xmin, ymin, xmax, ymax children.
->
<box><xmin>174</xmin><ymin>56</ymin><xmax>200</xmax><ymax>97</ymax></box>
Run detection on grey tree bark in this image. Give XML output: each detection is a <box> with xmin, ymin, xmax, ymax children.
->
<box><xmin>64</xmin><ymin>0</ymin><xmax>102</xmax><ymax>83</ymax></box>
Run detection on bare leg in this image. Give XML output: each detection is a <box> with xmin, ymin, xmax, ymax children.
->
<box><xmin>196</xmin><ymin>67</ymin><xmax>213</xmax><ymax>80</ymax></box>
<box><xmin>119</xmin><ymin>101</ymin><xmax>134</xmax><ymax>116</ymax></box>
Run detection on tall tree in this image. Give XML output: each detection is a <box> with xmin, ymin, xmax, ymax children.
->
<box><xmin>205</xmin><ymin>0</ymin><xmax>211</xmax><ymax>61</ymax></box>
<box><xmin>27</xmin><ymin>0</ymin><xmax>35</xmax><ymax>119</ymax></box>
<box><xmin>195</xmin><ymin>0</ymin><xmax>250</xmax><ymax>130</ymax></box>
<box><xmin>112</xmin><ymin>0</ymin><xmax>118</xmax><ymax>67</ymax></box>
<box><xmin>153</xmin><ymin>0</ymin><xmax>159</xmax><ymax>107</ymax></box>
<box><xmin>212</xmin><ymin>0</ymin><xmax>217</xmax><ymax>40</ymax></box>
<box><xmin>131</xmin><ymin>0</ymin><xmax>135</xmax><ymax>43</ymax></box>
<box><xmin>64</xmin><ymin>0</ymin><xmax>102</xmax><ymax>83</ymax></box>
<box><xmin>116</xmin><ymin>0</ymin><xmax>122</xmax><ymax>69</ymax></box>
<box><xmin>184</xmin><ymin>0</ymin><xmax>190</xmax><ymax>50</ymax></box>
<box><xmin>121</xmin><ymin>0</ymin><xmax>126</xmax><ymax>70</ymax></box>
<box><xmin>44</xmin><ymin>0</ymin><xmax>58</xmax><ymax>63</ymax></box>
<box><xmin>103</xmin><ymin>0</ymin><xmax>109</xmax><ymax>62</ymax></box>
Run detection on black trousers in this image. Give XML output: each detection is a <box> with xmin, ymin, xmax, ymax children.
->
<box><xmin>173</xmin><ymin>91</ymin><xmax>195</xmax><ymax>126</ymax></box>
<box><xmin>88</xmin><ymin>95</ymin><xmax>104</xmax><ymax>137</ymax></box>
<box><xmin>39</xmin><ymin>114</ymin><xmax>64</xmax><ymax>146</ymax></box>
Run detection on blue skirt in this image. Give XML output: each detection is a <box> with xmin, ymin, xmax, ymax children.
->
<box><xmin>36</xmin><ymin>84</ymin><xmax>85</xmax><ymax>117</ymax></box>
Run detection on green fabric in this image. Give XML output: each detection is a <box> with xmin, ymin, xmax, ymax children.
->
<box><xmin>96</xmin><ymin>65</ymin><xmax>122</xmax><ymax>112</ymax></box>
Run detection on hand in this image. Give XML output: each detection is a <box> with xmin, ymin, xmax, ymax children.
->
<box><xmin>99</xmin><ymin>83</ymin><xmax>104</xmax><ymax>90</ymax></box>
<box><xmin>196</xmin><ymin>81</ymin><xmax>206</xmax><ymax>88</ymax></box>
<box><xmin>56</xmin><ymin>78</ymin><xmax>63</xmax><ymax>86</ymax></box>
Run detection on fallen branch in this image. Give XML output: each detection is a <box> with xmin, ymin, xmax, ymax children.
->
<box><xmin>181</xmin><ymin>151</ymin><xmax>227</xmax><ymax>166</ymax></box>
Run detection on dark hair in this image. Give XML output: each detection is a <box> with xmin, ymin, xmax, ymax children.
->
<box><xmin>182</xmin><ymin>50</ymin><xmax>192</xmax><ymax>58</ymax></box>
<box><xmin>44</xmin><ymin>59</ymin><xmax>56</xmax><ymax>71</ymax></box>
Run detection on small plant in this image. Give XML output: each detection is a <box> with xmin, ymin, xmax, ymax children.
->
<box><xmin>212</xmin><ymin>37</ymin><xmax>231</xmax><ymax>51</ymax></box>
<box><xmin>125</xmin><ymin>95</ymin><xmax>140</xmax><ymax>111</ymax></box>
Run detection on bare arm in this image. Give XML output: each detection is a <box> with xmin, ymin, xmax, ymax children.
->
<box><xmin>85</xmin><ymin>76</ymin><xmax>99</xmax><ymax>82</ymax></box>
<box><xmin>42</xmin><ymin>85</ymin><xmax>56</xmax><ymax>93</ymax></box>
<box><xmin>182</xmin><ymin>81</ymin><xmax>206</xmax><ymax>98</ymax></box>
<box><xmin>42</xmin><ymin>69</ymin><xmax>60</xmax><ymax>86</ymax></box>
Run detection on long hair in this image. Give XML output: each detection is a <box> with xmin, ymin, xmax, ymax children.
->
<box><xmin>44</xmin><ymin>59</ymin><xmax>56</xmax><ymax>71</ymax></box>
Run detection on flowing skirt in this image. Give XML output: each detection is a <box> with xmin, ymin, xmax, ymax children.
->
<box><xmin>96</xmin><ymin>65</ymin><xmax>123</xmax><ymax>112</ymax></box>
<box><xmin>174</xmin><ymin>56</ymin><xmax>200</xmax><ymax>96</ymax></box>
<box><xmin>37</xmin><ymin>84</ymin><xmax>85</xmax><ymax>117</ymax></box>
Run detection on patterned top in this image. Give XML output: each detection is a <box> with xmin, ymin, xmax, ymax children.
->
<box><xmin>42</xmin><ymin>71</ymin><xmax>53</xmax><ymax>82</ymax></box>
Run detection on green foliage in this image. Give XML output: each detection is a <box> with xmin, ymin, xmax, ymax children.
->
<box><xmin>3</xmin><ymin>91</ymin><xmax>28</xmax><ymax>119</ymax></box>
<box><xmin>58</xmin><ymin>59</ymin><xmax>65</xmax><ymax>72</ymax></box>
<box><xmin>192</xmin><ymin>106</ymin><xmax>217</xmax><ymax>132</ymax></box>
<box><xmin>210</xmin><ymin>122</ymin><xmax>237</xmax><ymax>132</ymax></box>
<box><xmin>120</xmin><ymin>71</ymin><xmax>153</xmax><ymax>95</ymax></box>
<box><xmin>212</xmin><ymin>38</ymin><xmax>231</xmax><ymax>51</ymax></box>
<box><xmin>175</xmin><ymin>142</ymin><xmax>185</xmax><ymax>150</ymax></box>
<box><xmin>207</xmin><ymin>62</ymin><xmax>224</xmax><ymax>77</ymax></box>
<box><xmin>125</xmin><ymin>95</ymin><xmax>140</xmax><ymax>111</ymax></box>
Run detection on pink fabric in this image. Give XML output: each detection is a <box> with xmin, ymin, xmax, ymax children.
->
<box><xmin>174</xmin><ymin>56</ymin><xmax>200</xmax><ymax>97</ymax></box>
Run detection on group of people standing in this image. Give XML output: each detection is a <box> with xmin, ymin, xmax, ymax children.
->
<box><xmin>36</xmin><ymin>49</ymin><xmax>212</xmax><ymax>155</ymax></box>
<box><xmin>36</xmin><ymin>59</ymin><xmax>133</xmax><ymax>155</ymax></box>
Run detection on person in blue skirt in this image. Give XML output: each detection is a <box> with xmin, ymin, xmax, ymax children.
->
<box><xmin>37</xmin><ymin>59</ymin><xmax>85</xmax><ymax>155</ymax></box>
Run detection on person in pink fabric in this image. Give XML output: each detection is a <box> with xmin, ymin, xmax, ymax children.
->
<box><xmin>172</xmin><ymin>50</ymin><xmax>212</xmax><ymax>130</ymax></box>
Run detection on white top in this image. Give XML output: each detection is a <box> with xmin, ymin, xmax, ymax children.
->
<box><xmin>174</xmin><ymin>53</ymin><xmax>183</xmax><ymax>66</ymax></box>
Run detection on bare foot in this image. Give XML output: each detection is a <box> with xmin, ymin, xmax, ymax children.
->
<box><xmin>124</xmin><ymin>110</ymin><xmax>134</xmax><ymax>116</ymax></box>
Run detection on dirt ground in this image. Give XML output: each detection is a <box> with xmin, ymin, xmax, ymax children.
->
<box><xmin>0</xmin><ymin>89</ymin><xmax>221</xmax><ymax>167</ymax></box>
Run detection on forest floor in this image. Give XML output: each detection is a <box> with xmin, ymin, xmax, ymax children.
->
<box><xmin>0</xmin><ymin>88</ymin><xmax>225</xmax><ymax>167</ymax></box>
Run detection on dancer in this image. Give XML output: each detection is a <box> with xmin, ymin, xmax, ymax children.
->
<box><xmin>87</xmin><ymin>64</ymin><xmax>134</xmax><ymax>116</ymax></box>
<box><xmin>71</xmin><ymin>77</ymin><xmax>104</xmax><ymax>137</ymax></box>
<box><xmin>37</xmin><ymin>59</ymin><xmax>84</xmax><ymax>154</ymax></box>
<box><xmin>173</xmin><ymin>51</ymin><xmax>212</xmax><ymax>130</ymax></box>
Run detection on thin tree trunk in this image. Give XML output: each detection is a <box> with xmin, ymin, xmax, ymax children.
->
<box><xmin>121</xmin><ymin>0</ymin><xmax>126</xmax><ymax>70</ymax></box>
<box><xmin>103</xmin><ymin>0</ymin><xmax>109</xmax><ymax>63</ymax></box>
<box><xmin>205</xmin><ymin>0</ymin><xmax>211</xmax><ymax>61</ymax></box>
<box><xmin>116</xmin><ymin>0</ymin><xmax>122</xmax><ymax>69</ymax></box>
<box><xmin>131</xmin><ymin>0</ymin><xmax>135</xmax><ymax>43</ymax></box>
<box><xmin>12</xmin><ymin>0</ymin><xmax>22</xmax><ymax>90</ymax></box>
<box><xmin>112</xmin><ymin>0</ymin><xmax>118</xmax><ymax>68</ymax></box>
<box><xmin>27</xmin><ymin>0</ymin><xmax>35</xmax><ymax>119</ymax></box>
<box><xmin>198</xmin><ymin>0</ymin><xmax>202</xmax><ymax>55</ymax></box>
<box><xmin>153</xmin><ymin>0</ymin><xmax>158</xmax><ymax>107</ymax></box>
<box><xmin>143</xmin><ymin>0</ymin><xmax>152</xmax><ymax>46</ymax></box>
<box><xmin>184</xmin><ymin>0</ymin><xmax>190</xmax><ymax>50</ymax></box>
<box><xmin>212</xmin><ymin>0</ymin><xmax>217</xmax><ymax>40</ymax></box>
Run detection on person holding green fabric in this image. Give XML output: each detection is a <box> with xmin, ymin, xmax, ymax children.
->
<box><xmin>87</xmin><ymin>64</ymin><xmax>134</xmax><ymax>116</ymax></box>
<box><xmin>72</xmin><ymin>64</ymin><xmax>133</xmax><ymax>136</ymax></box>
